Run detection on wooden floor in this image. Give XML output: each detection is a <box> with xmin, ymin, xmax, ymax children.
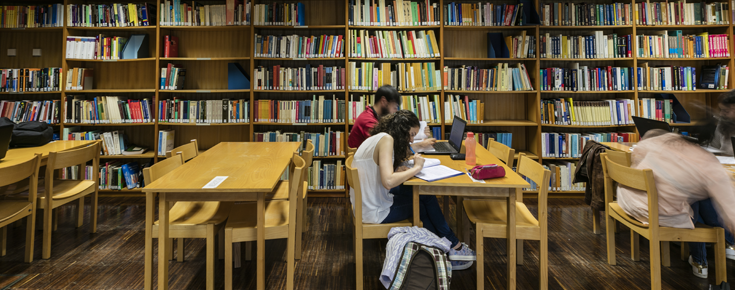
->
<box><xmin>0</xmin><ymin>196</ymin><xmax>729</xmax><ymax>289</ymax></box>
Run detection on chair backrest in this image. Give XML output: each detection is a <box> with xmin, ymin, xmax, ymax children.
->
<box><xmin>488</xmin><ymin>138</ymin><xmax>515</xmax><ymax>165</ymax></box>
<box><xmin>605</xmin><ymin>149</ymin><xmax>631</xmax><ymax>167</ymax></box>
<box><xmin>0</xmin><ymin>154</ymin><xmax>41</xmax><ymax>204</ymax></box>
<box><xmin>515</xmin><ymin>154</ymin><xmax>551</xmax><ymax>227</ymax></box>
<box><xmin>302</xmin><ymin>140</ymin><xmax>315</xmax><ymax>169</ymax></box>
<box><xmin>347</xmin><ymin>147</ymin><xmax>357</xmax><ymax>157</ymax></box>
<box><xmin>345</xmin><ymin>156</ymin><xmax>361</xmax><ymax>226</ymax></box>
<box><xmin>600</xmin><ymin>153</ymin><xmax>660</xmax><ymax>228</ymax></box>
<box><xmin>166</xmin><ymin>139</ymin><xmax>199</xmax><ymax>162</ymax></box>
<box><xmin>287</xmin><ymin>153</ymin><xmax>306</xmax><ymax>201</ymax></box>
<box><xmin>144</xmin><ymin>153</ymin><xmax>185</xmax><ymax>183</ymax></box>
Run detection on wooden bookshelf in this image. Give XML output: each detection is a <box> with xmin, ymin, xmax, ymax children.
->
<box><xmin>2</xmin><ymin>0</ymin><xmax>731</xmax><ymax>197</ymax></box>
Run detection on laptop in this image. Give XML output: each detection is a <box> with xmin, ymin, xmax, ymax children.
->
<box><xmin>632</xmin><ymin>116</ymin><xmax>671</xmax><ymax>138</ymax></box>
<box><xmin>423</xmin><ymin>116</ymin><xmax>466</xmax><ymax>155</ymax></box>
<box><xmin>0</xmin><ymin>124</ymin><xmax>12</xmax><ymax>160</ymax></box>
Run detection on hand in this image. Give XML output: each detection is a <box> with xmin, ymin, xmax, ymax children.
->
<box><xmin>417</xmin><ymin>138</ymin><xmax>437</xmax><ymax>148</ymax></box>
<box><xmin>412</xmin><ymin>153</ymin><xmax>425</xmax><ymax>169</ymax></box>
<box><xmin>395</xmin><ymin>165</ymin><xmax>410</xmax><ymax>172</ymax></box>
<box><xmin>424</xmin><ymin>126</ymin><xmax>433</xmax><ymax>138</ymax></box>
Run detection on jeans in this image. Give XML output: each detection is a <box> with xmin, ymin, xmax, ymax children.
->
<box><xmin>381</xmin><ymin>185</ymin><xmax>460</xmax><ymax>248</ymax></box>
<box><xmin>689</xmin><ymin>199</ymin><xmax>735</xmax><ymax>265</ymax></box>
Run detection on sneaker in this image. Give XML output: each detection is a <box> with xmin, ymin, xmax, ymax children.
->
<box><xmin>448</xmin><ymin>243</ymin><xmax>477</xmax><ymax>261</ymax></box>
<box><xmin>451</xmin><ymin>260</ymin><xmax>473</xmax><ymax>271</ymax></box>
<box><xmin>726</xmin><ymin>245</ymin><xmax>735</xmax><ymax>260</ymax></box>
<box><xmin>689</xmin><ymin>255</ymin><xmax>708</xmax><ymax>279</ymax></box>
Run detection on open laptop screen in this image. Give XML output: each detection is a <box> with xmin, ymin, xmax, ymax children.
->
<box><xmin>448</xmin><ymin>116</ymin><xmax>466</xmax><ymax>152</ymax></box>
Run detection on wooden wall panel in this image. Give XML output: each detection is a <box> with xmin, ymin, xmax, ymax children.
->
<box><xmin>0</xmin><ymin>31</ymin><xmax>62</xmax><ymax>68</ymax></box>
<box><xmin>160</xmin><ymin>29</ymin><xmax>251</xmax><ymax>57</ymax></box>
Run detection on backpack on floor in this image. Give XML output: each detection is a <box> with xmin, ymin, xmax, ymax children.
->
<box><xmin>389</xmin><ymin>242</ymin><xmax>451</xmax><ymax>290</ymax></box>
<box><xmin>711</xmin><ymin>282</ymin><xmax>731</xmax><ymax>290</ymax></box>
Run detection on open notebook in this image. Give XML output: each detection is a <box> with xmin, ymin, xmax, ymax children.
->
<box><xmin>406</xmin><ymin>158</ymin><xmax>464</xmax><ymax>182</ymax></box>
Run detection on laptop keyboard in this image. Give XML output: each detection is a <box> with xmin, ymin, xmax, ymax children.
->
<box><xmin>433</xmin><ymin>142</ymin><xmax>454</xmax><ymax>152</ymax></box>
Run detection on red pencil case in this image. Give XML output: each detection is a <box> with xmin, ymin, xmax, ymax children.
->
<box><xmin>469</xmin><ymin>164</ymin><xmax>506</xmax><ymax>180</ymax></box>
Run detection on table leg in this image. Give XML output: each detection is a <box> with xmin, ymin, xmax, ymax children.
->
<box><xmin>412</xmin><ymin>186</ymin><xmax>420</xmax><ymax>227</ymax></box>
<box><xmin>158</xmin><ymin>193</ymin><xmax>170</xmax><ymax>290</ymax></box>
<box><xmin>257</xmin><ymin>192</ymin><xmax>265</xmax><ymax>290</ymax></box>
<box><xmin>507</xmin><ymin>190</ymin><xmax>516</xmax><ymax>290</ymax></box>
<box><xmin>456</xmin><ymin>197</ymin><xmax>469</xmax><ymax>243</ymax></box>
<box><xmin>144</xmin><ymin>193</ymin><xmax>154</xmax><ymax>290</ymax></box>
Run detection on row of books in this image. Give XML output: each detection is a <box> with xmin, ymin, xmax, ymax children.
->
<box><xmin>540</xmin><ymin>3</ymin><xmax>633</xmax><ymax>26</ymax></box>
<box><xmin>253</xmin><ymin>65</ymin><xmax>346</xmax><ymax>90</ymax></box>
<box><xmin>637</xmin><ymin>65</ymin><xmax>702</xmax><ymax>91</ymax></box>
<box><xmin>99</xmin><ymin>161</ymin><xmax>144</xmax><ymax>190</ymax></box>
<box><xmin>635</xmin><ymin>1</ymin><xmax>730</xmax><ymax>26</ymax></box>
<box><xmin>0</xmin><ymin>100</ymin><xmax>60</xmax><ymax>124</ymax></box>
<box><xmin>444</xmin><ymin>3</ymin><xmax>528</xmax><ymax>26</ymax></box>
<box><xmin>254</xmin><ymin>96</ymin><xmax>345</xmax><ymax>123</ymax></box>
<box><xmin>64</xmin><ymin>96</ymin><xmax>153</xmax><ymax>124</ymax></box>
<box><xmin>158</xmin><ymin>99</ymin><xmax>250</xmax><ymax>124</ymax></box>
<box><xmin>1</xmin><ymin>4</ymin><xmax>64</xmax><ymax>28</ymax></box>
<box><xmin>540</xmin><ymin>65</ymin><xmax>633</xmax><ymax>91</ymax></box>
<box><xmin>486</xmin><ymin>32</ymin><xmax>536</xmax><ymax>58</ymax></box>
<box><xmin>67</xmin><ymin>3</ymin><xmax>154</xmax><ymax>27</ymax></box>
<box><xmin>254</xmin><ymin>129</ymin><xmax>344</xmax><ymax>157</ymax></box>
<box><xmin>157</xmin><ymin>130</ymin><xmax>175</xmax><ymax>156</ymax></box>
<box><xmin>443</xmin><ymin>64</ymin><xmax>534</xmax><ymax>91</ymax></box>
<box><xmin>65</xmin><ymin>68</ymin><xmax>94</xmax><ymax>91</ymax></box>
<box><xmin>540</xmin><ymin>33</ymin><xmax>632</xmax><ymax>59</ymax></box>
<box><xmin>349</xmin><ymin>0</ymin><xmax>440</xmax><ymax>26</ymax></box>
<box><xmin>347</xmin><ymin>94</ymin><xmax>373</xmax><ymax>122</ymax></box>
<box><xmin>160</xmin><ymin>1</ymin><xmax>250</xmax><ymax>26</ymax></box>
<box><xmin>252</xmin><ymin>3</ymin><xmax>304</xmax><ymax>26</ymax></box>
<box><xmin>160</xmin><ymin>63</ymin><xmax>186</xmax><ymax>90</ymax></box>
<box><xmin>63</xmin><ymin>129</ymin><xmax>147</xmax><ymax>156</ymax></box>
<box><xmin>399</xmin><ymin>95</ymin><xmax>441</xmax><ymax>123</ymax></box>
<box><xmin>307</xmin><ymin>160</ymin><xmax>345</xmax><ymax>190</ymax></box>
<box><xmin>635</xmin><ymin>32</ymin><xmax>730</xmax><ymax>58</ymax></box>
<box><xmin>541</xmin><ymin>99</ymin><xmax>635</xmax><ymax>126</ymax></box>
<box><xmin>546</xmin><ymin>162</ymin><xmax>584</xmax><ymax>191</ymax></box>
<box><xmin>541</xmin><ymin>132</ymin><xmax>638</xmax><ymax>158</ymax></box>
<box><xmin>639</xmin><ymin>98</ymin><xmax>676</xmax><ymax>123</ymax></box>
<box><xmin>348</xmin><ymin>62</ymin><xmax>442</xmax><ymax>91</ymax></box>
<box><xmin>452</xmin><ymin>131</ymin><xmax>513</xmax><ymax>148</ymax></box>
<box><xmin>349</xmin><ymin>30</ymin><xmax>440</xmax><ymax>59</ymax></box>
<box><xmin>66</xmin><ymin>35</ymin><xmax>129</xmax><ymax>60</ymax></box>
<box><xmin>1</xmin><ymin>68</ymin><xmax>63</xmax><ymax>92</ymax></box>
<box><xmin>254</xmin><ymin>34</ymin><xmax>344</xmax><ymax>58</ymax></box>
<box><xmin>445</xmin><ymin>94</ymin><xmax>483</xmax><ymax>124</ymax></box>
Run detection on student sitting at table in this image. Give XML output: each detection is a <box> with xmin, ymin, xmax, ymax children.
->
<box><xmin>350</xmin><ymin>110</ymin><xmax>476</xmax><ymax>271</ymax></box>
<box><xmin>616</xmin><ymin>120</ymin><xmax>735</xmax><ymax>279</ymax></box>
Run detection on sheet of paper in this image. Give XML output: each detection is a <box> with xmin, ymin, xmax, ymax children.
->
<box><xmin>702</xmin><ymin>145</ymin><xmax>725</xmax><ymax>154</ymax></box>
<box><xmin>465</xmin><ymin>170</ymin><xmax>486</xmax><ymax>183</ymax></box>
<box><xmin>415</xmin><ymin>165</ymin><xmax>463</xmax><ymax>182</ymax></box>
<box><xmin>203</xmin><ymin>176</ymin><xmax>229</xmax><ymax>188</ymax></box>
<box><xmin>406</xmin><ymin>158</ymin><xmax>440</xmax><ymax>168</ymax></box>
<box><xmin>716</xmin><ymin>156</ymin><xmax>735</xmax><ymax>165</ymax></box>
<box><xmin>413</xmin><ymin>121</ymin><xmax>428</xmax><ymax>142</ymax></box>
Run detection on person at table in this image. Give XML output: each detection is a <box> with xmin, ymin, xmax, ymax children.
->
<box><xmin>709</xmin><ymin>91</ymin><xmax>735</xmax><ymax>155</ymax></box>
<box><xmin>351</xmin><ymin>110</ymin><xmax>476</xmax><ymax>271</ymax></box>
<box><xmin>347</xmin><ymin>85</ymin><xmax>436</xmax><ymax>149</ymax></box>
<box><xmin>616</xmin><ymin>122</ymin><xmax>735</xmax><ymax>279</ymax></box>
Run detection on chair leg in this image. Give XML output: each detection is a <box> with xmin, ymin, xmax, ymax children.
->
<box><xmin>218</xmin><ymin>227</ymin><xmax>225</xmax><ymax>260</ymax></box>
<box><xmin>605</xmin><ymin>211</ymin><xmax>616</xmax><ymax>265</ymax></box>
<box><xmin>302</xmin><ymin>195</ymin><xmax>308</xmax><ymax>234</ymax></box>
<box><xmin>166</xmin><ymin>238</ymin><xmax>173</xmax><ymax>261</ymax></box>
<box><xmin>295</xmin><ymin>205</ymin><xmax>303</xmax><ymax>260</ymax></box>
<box><xmin>661</xmin><ymin>242</ymin><xmax>670</xmax><ymax>267</ymax></box>
<box><xmin>631</xmin><ymin>230</ymin><xmax>640</xmax><ymax>261</ymax></box>
<box><xmin>177</xmin><ymin>238</ymin><xmax>185</xmax><ymax>262</ymax></box>
<box><xmin>476</xmin><ymin>228</ymin><xmax>484</xmax><ymax>290</ymax></box>
<box><xmin>715</xmin><ymin>228</ymin><xmax>727</xmax><ymax>285</ymax></box>
<box><xmin>516</xmin><ymin>240</ymin><xmax>523</xmax><ymax>265</ymax></box>
<box><xmin>76</xmin><ymin>197</ymin><xmax>84</xmax><ymax>228</ymax></box>
<box><xmin>233</xmin><ymin>242</ymin><xmax>241</xmax><ymax>268</ymax></box>
<box><xmin>225</xmin><ymin>229</ymin><xmax>233</xmax><ymax>290</ymax></box>
<box><xmin>144</xmin><ymin>194</ymin><xmax>154</xmax><ymax>290</ymax></box>
<box><xmin>245</xmin><ymin>242</ymin><xmax>252</xmax><ymax>261</ymax></box>
<box><xmin>540</xmin><ymin>228</ymin><xmax>548</xmax><ymax>290</ymax></box>
<box><xmin>42</xmin><ymin>206</ymin><xmax>53</xmax><ymax>259</ymax></box>
<box><xmin>91</xmin><ymin>190</ymin><xmax>98</xmax><ymax>233</ymax></box>
<box><xmin>0</xmin><ymin>226</ymin><xmax>6</xmax><ymax>256</ymax></box>
<box><xmin>206</xmin><ymin>225</ymin><xmax>214</xmax><ymax>290</ymax></box>
<box><xmin>649</xmin><ymin>237</ymin><xmax>662</xmax><ymax>290</ymax></box>
<box><xmin>680</xmin><ymin>242</ymin><xmax>689</xmax><ymax>261</ymax></box>
<box><xmin>25</xmin><ymin>213</ymin><xmax>35</xmax><ymax>263</ymax></box>
<box><xmin>592</xmin><ymin>209</ymin><xmax>601</xmax><ymax>234</ymax></box>
<box><xmin>53</xmin><ymin>208</ymin><xmax>58</xmax><ymax>232</ymax></box>
<box><xmin>355</xmin><ymin>233</ymin><xmax>363</xmax><ymax>290</ymax></box>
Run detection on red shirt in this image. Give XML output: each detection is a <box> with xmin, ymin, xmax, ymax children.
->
<box><xmin>348</xmin><ymin>105</ymin><xmax>378</xmax><ymax>148</ymax></box>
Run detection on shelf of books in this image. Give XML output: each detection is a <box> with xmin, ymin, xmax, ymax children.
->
<box><xmin>1</xmin><ymin>0</ymin><xmax>732</xmax><ymax>197</ymax></box>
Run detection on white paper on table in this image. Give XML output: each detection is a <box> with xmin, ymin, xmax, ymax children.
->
<box><xmin>716</xmin><ymin>156</ymin><xmax>735</xmax><ymax>165</ymax></box>
<box><xmin>414</xmin><ymin>165</ymin><xmax>464</xmax><ymax>182</ymax></box>
<box><xmin>702</xmin><ymin>145</ymin><xmax>725</xmax><ymax>154</ymax></box>
<box><xmin>405</xmin><ymin>158</ymin><xmax>440</xmax><ymax>168</ymax></box>
<box><xmin>413</xmin><ymin>121</ymin><xmax>428</xmax><ymax>142</ymax></box>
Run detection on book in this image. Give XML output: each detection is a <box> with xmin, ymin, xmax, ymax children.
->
<box><xmin>399</xmin><ymin>95</ymin><xmax>441</xmax><ymax>123</ymax></box>
<box><xmin>488</xmin><ymin>32</ymin><xmax>536</xmax><ymax>58</ymax></box>
<box><xmin>254</xmin><ymin>34</ymin><xmax>344</xmax><ymax>58</ymax></box>
<box><xmin>637</xmin><ymin>64</ymin><xmax>713</xmax><ymax>91</ymax></box>
<box><xmin>254</xmin><ymin>65</ymin><xmax>344</xmax><ymax>90</ymax></box>
<box><xmin>444</xmin><ymin>94</ymin><xmax>484</xmax><ymax>124</ymax></box>
<box><xmin>350</xmin><ymin>0</ymin><xmax>440</xmax><ymax>26</ymax></box>
<box><xmin>1</xmin><ymin>4</ymin><xmax>65</xmax><ymax>28</ymax></box>
<box><xmin>443</xmin><ymin>64</ymin><xmax>534</xmax><ymax>91</ymax></box>
<box><xmin>67</xmin><ymin>3</ymin><xmax>155</xmax><ymax>27</ymax></box>
<box><xmin>0</xmin><ymin>68</ymin><xmax>63</xmax><ymax>92</ymax></box>
<box><xmin>157</xmin><ymin>130</ymin><xmax>175</xmax><ymax>156</ymax></box>
<box><xmin>163</xmin><ymin>35</ymin><xmax>179</xmax><ymax>58</ymax></box>
<box><xmin>160</xmin><ymin>1</ymin><xmax>250</xmax><ymax>26</ymax></box>
<box><xmin>445</xmin><ymin>2</ymin><xmax>539</xmax><ymax>26</ymax></box>
<box><xmin>307</xmin><ymin>160</ymin><xmax>345</xmax><ymax>190</ymax></box>
<box><xmin>122</xmin><ymin>146</ymin><xmax>148</xmax><ymax>155</ymax></box>
<box><xmin>349</xmin><ymin>29</ymin><xmax>440</xmax><ymax>59</ymax></box>
<box><xmin>253</xmin><ymin>2</ymin><xmax>305</xmax><ymax>25</ymax></box>
<box><xmin>540</xmin><ymin>64</ymin><xmax>633</xmax><ymax>91</ymax></box>
<box><xmin>635</xmin><ymin>1</ymin><xmax>730</xmax><ymax>26</ymax></box>
<box><xmin>158</xmin><ymin>98</ymin><xmax>249</xmax><ymax>124</ymax></box>
<box><xmin>65</xmin><ymin>96</ymin><xmax>153</xmax><ymax>124</ymax></box>
<box><xmin>635</xmin><ymin>31</ymin><xmax>730</xmax><ymax>58</ymax></box>
<box><xmin>540</xmin><ymin>32</ymin><xmax>632</xmax><ymax>59</ymax></box>
<box><xmin>699</xmin><ymin>64</ymin><xmax>730</xmax><ymax>89</ymax></box>
<box><xmin>254</xmin><ymin>129</ymin><xmax>345</xmax><ymax>157</ymax></box>
<box><xmin>66</xmin><ymin>35</ymin><xmax>129</xmax><ymax>60</ymax></box>
<box><xmin>0</xmin><ymin>100</ymin><xmax>61</xmax><ymax>124</ymax></box>
<box><xmin>540</xmin><ymin>98</ymin><xmax>635</xmax><ymax>126</ymax></box>
<box><xmin>160</xmin><ymin>63</ymin><xmax>186</xmax><ymax>90</ymax></box>
<box><xmin>65</xmin><ymin>68</ymin><xmax>94</xmax><ymax>90</ymax></box>
<box><xmin>413</xmin><ymin>162</ymin><xmax>463</xmax><ymax>182</ymax></box>
<box><xmin>541</xmin><ymin>132</ymin><xmax>638</xmax><ymax>158</ymax></box>
<box><xmin>348</xmin><ymin>62</ymin><xmax>442</xmax><ymax>91</ymax></box>
<box><xmin>541</xmin><ymin>2</ymin><xmax>632</xmax><ymax>26</ymax></box>
<box><xmin>254</xmin><ymin>96</ymin><xmax>345</xmax><ymax>123</ymax></box>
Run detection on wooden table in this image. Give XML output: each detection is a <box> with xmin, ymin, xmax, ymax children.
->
<box><xmin>601</xmin><ymin>142</ymin><xmax>636</xmax><ymax>152</ymax></box>
<box><xmin>1</xmin><ymin>140</ymin><xmax>94</xmax><ymax>168</ymax></box>
<box><xmin>142</xmin><ymin>142</ymin><xmax>301</xmax><ymax>290</ymax></box>
<box><xmin>404</xmin><ymin>145</ymin><xmax>529</xmax><ymax>289</ymax></box>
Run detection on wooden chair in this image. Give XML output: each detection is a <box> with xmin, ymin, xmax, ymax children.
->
<box><xmin>347</xmin><ymin>147</ymin><xmax>357</xmax><ymax>157</ymax></box>
<box><xmin>39</xmin><ymin>141</ymin><xmax>101</xmax><ymax>259</ymax></box>
<box><xmin>463</xmin><ymin>154</ymin><xmax>551</xmax><ymax>290</ymax></box>
<box><xmin>487</xmin><ymin>138</ymin><xmax>516</xmax><ymax>166</ymax></box>
<box><xmin>592</xmin><ymin>149</ymin><xmax>631</xmax><ymax>234</ymax></box>
<box><xmin>224</xmin><ymin>152</ymin><xmax>305</xmax><ymax>290</ymax></box>
<box><xmin>601</xmin><ymin>153</ymin><xmax>727</xmax><ymax>289</ymax></box>
<box><xmin>346</xmin><ymin>156</ymin><xmax>414</xmax><ymax>290</ymax></box>
<box><xmin>165</xmin><ymin>139</ymin><xmax>199</xmax><ymax>161</ymax></box>
<box><xmin>143</xmin><ymin>152</ymin><xmax>231</xmax><ymax>290</ymax></box>
<box><xmin>0</xmin><ymin>153</ymin><xmax>41</xmax><ymax>262</ymax></box>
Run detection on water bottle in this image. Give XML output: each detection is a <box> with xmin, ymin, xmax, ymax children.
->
<box><xmin>465</xmin><ymin>132</ymin><xmax>476</xmax><ymax>166</ymax></box>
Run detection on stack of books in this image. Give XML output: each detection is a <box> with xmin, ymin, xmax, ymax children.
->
<box><xmin>255</xmin><ymin>34</ymin><xmax>344</xmax><ymax>58</ymax></box>
<box><xmin>542</xmin><ymin>132</ymin><xmax>638</xmax><ymax>158</ymax></box>
<box><xmin>98</xmin><ymin>161</ymin><xmax>146</xmax><ymax>190</ymax></box>
<box><xmin>350</xmin><ymin>0</ymin><xmax>439</xmax><ymax>26</ymax></box>
<box><xmin>349</xmin><ymin>30</ymin><xmax>439</xmax><ymax>59</ymax></box>
<box><xmin>253</xmin><ymin>65</ymin><xmax>346</xmax><ymax>90</ymax></box>
<box><xmin>541</xmin><ymin>2</ymin><xmax>633</xmax><ymax>26</ymax></box>
<box><xmin>64</xmin><ymin>96</ymin><xmax>153</xmax><ymax>124</ymax></box>
<box><xmin>308</xmin><ymin>160</ymin><xmax>345</xmax><ymax>190</ymax></box>
<box><xmin>253</xmin><ymin>2</ymin><xmax>304</xmax><ymax>26</ymax></box>
<box><xmin>540</xmin><ymin>64</ymin><xmax>633</xmax><ymax>91</ymax></box>
<box><xmin>444</xmin><ymin>3</ymin><xmax>528</xmax><ymax>26</ymax></box>
<box><xmin>636</xmin><ymin>31</ymin><xmax>730</xmax><ymax>58</ymax></box>
<box><xmin>541</xmin><ymin>98</ymin><xmax>636</xmax><ymax>126</ymax></box>
<box><xmin>540</xmin><ymin>32</ymin><xmax>632</xmax><ymax>59</ymax></box>
<box><xmin>0</xmin><ymin>100</ymin><xmax>61</xmax><ymax>124</ymax></box>
<box><xmin>66</xmin><ymin>35</ymin><xmax>130</xmax><ymax>60</ymax></box>
<box><xmin>444</xmin><ymin>94</ymin><xmax>484</xmax><ymax>124</ymax></box>
<box><xmin>160</xmin><ymin>1</ymin><xmax>251</xmax><ymax>26</ymax></box>
<box><xmin>158</xmin><ymin>99</ymin><xmax>250</xmax><ymax>124</ymax></box>
<box><xmin>1</xmin><ymin>68</ymin><xmax>63</xmax><ymax>92</ymax></box>
<box><xmin>67</xmin><ymin>3</ymin><xmax>154</xmax><ymax>27</ymax></box>
<box><xmin>1</xmin><ymin>4</ymin><xmax>65</xmax><ymax>28</ymax></box>
<box><xmin>443</xmin><ymin>64</ymin><xmax>534</xmax><ymax>91</ymax></box>
<box><xmin>254</xmin><ymin>129</ymin><xmax>345</xmax><ymax>157</ymax></box>
<box><xmin>635</xmin><ymin>1</ymin><xmax>730</xmax><ymax>25</ymax></box>
<box><xmin>254</xmin><ymin>96</ymin><xmax>345</xmax><ymax>123</ymax></box>
<box><xmin>348</xmin><ymin>62</ymin><xmax>442</xmax><ymax>91</ymax></box>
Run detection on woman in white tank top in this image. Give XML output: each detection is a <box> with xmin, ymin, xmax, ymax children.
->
<box><xmin>350</xmin><ymin>110</ymin><xmax>476</xmax><ymax>269</ymax></box>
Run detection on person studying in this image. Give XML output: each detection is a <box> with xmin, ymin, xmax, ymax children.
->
<box><xmin>350</xmin><ymin>110</ymin><xmax>476</xmax><ymax>270</ymax></box>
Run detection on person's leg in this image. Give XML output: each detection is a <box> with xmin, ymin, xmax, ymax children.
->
<box><xmin>694</xmin><ymin>199</ymin><xmax>735</xmax><ymax>246</ymax></box>
<box><xmin>418</xmin><ymin>195</ymin><xmax>460</xmax><ymax>248</ymax></box>
<box><xmin>380</xmin><ymin>186</ymin><xmax>413</xmax><ymax>224</ymax></box>
<box><xmin>689</xmin><ymin>201</ymin><xmax>707</xmax><ymax>264</ymax></box>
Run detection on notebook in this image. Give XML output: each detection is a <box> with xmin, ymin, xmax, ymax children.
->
<box><xmin>406</xmin><ymin>158</ymin><xmax>464</xmax><ymax>182</ymax></box>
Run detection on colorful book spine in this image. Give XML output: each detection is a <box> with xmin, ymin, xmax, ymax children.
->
<box><xmin>253</xmin><ymin>65</ymin><xmax>346</xmax><ymax>90</ymax></box>
<box><xmin>1</xmin><ymin>4</ymin><xmax>65</xmax><ymax>28</ymax></box>
<box><xmin>255</xmin><ymin>34</ymin><xmax>344</xmax><ymax>58</ymax></box>
<box><xmin>350</xmin><ymin>0</ymin><xmax>439</xmax><ymax>26</ymax></box>
<box><xmin>540</xmin><ymin>32</ymin><xmax>632</xmax><ymax>59</ymax></box>
<box><xmin>540</xmin><ymin>98</ymin><xmax>636</xmax><ymax>126</ymax></box>
<box><xmin>541</xmin><ymin>2</ymin><xmax>633</xmax><ymax>26</ymax></box>
<box><xmin>443</xmin><ymin>64</ymin><xmax>534</xmax><ymax>91</ymax></box>
<box><xmin>540</xmin><ymin>65</ymin><xmax>633</xmax><ymax>91</ymax></box>
<box><xmin>348</xmin><ymin>30</ymin><xmax>440</xmax><ymax>59</ymax></box>
<box><xmin>254</xmin><ymin>96</ymin><xmax>345</xmax><ymax>124</ymax></box>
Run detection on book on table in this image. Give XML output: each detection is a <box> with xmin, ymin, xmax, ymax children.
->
<box><xmin>406</xmin><ymin>158</ymin><xmax>464</xmax><ymax>182</ymax></box>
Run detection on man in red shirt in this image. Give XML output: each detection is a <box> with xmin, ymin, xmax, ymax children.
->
<box><xmin>348</xmin><ymin>85</ymin><xmax>436</xmax><ymax>149</ymax></box>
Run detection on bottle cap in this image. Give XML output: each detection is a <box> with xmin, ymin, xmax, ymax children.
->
<box><xmin>467</xmin><ymin>132</ymin><xmax>474</xmax><ymax>138</ymax></box>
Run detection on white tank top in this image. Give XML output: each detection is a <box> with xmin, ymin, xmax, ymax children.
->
<box><xmin>350</xmin><ymin>133</ymin><xmax>393</xmax><ymax>224</ymax></box>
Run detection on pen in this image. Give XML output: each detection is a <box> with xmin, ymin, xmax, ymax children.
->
<box><xmin>410</xmin><ymin>146</ymin><xmax>415</xmax><ymax>154</ymax></box>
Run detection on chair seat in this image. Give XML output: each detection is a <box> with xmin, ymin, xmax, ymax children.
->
<box><xmin>225</xmin><ymin>201</ymin><xmax>291</xmax><ymax>241</ymax></box>
<box><xmin>608</xmin><ymin>202</ymin><xmax>648</xmax><ymax>228</ymax></box>
<box><xmin>155</xmin><ymin>202</ymin><xmax>231</xmax><ymax>226</ymax></box>
<box><xmin>0</xmin><ymin>201</ymin><xmax>32</xmax><ymax>224</ymax></box>
<box><xmin>269</xmin><ymin>181</ymin><xmax>307</xmax><ymax>200</ymax></box>
<box><xmin>463</xmin><ymin>199</ymin><xmax>539</xmax><ymax>228</ymax></box>
<box><xmin>38</xmin><ymin>179</ymin><xmax>96</xmax><ymax>200</ymax></box>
